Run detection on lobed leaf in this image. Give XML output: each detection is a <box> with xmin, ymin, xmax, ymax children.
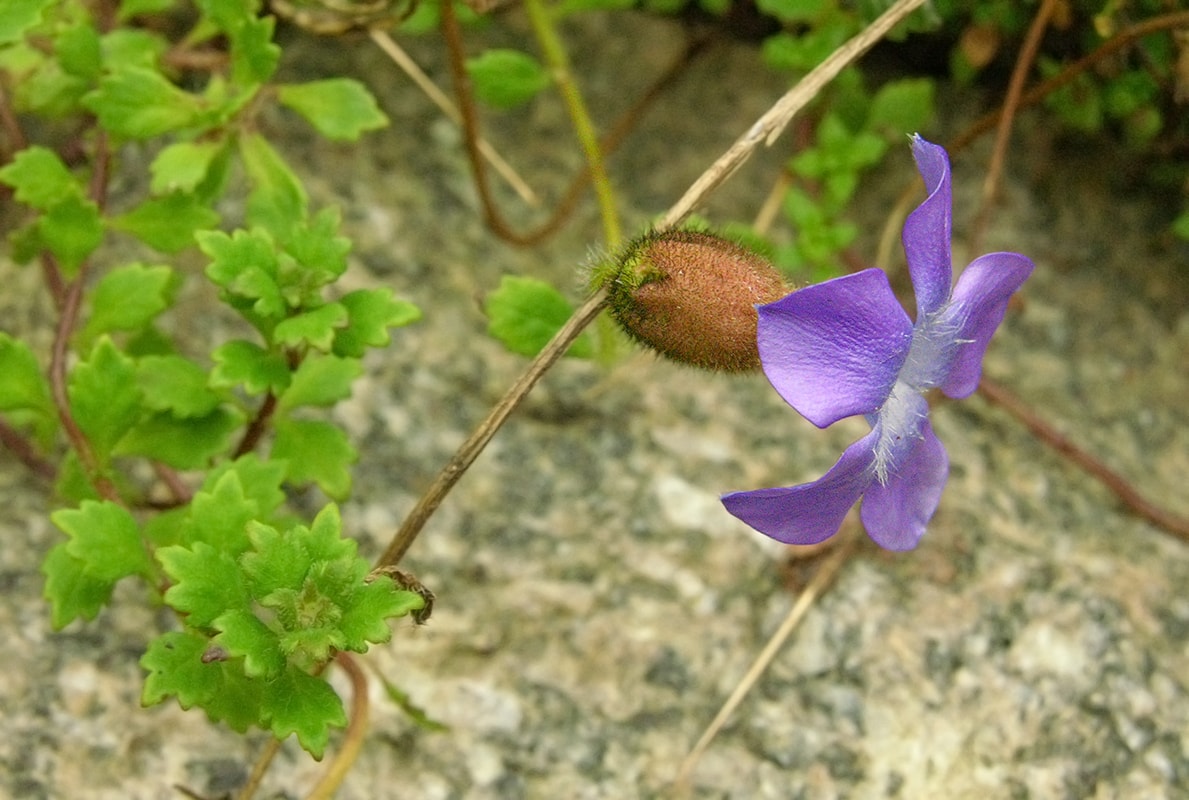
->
<box><xmin>140</xmin><ymin>630</ymin><xmax>221</xmax><ymax>708</ymax></box>
<box><xmin>271</xmin><ymin>419</ymin><xmax>356</xmax><ymax>499</ymax></box>
<box><xmin>115</xmin><ymin>407</ymin><xmax>242</xmax><ymax>469</ymax></box>
<box><xmin>111</xmin><ymin>192</ymin><xmax>220</xmax><ymax>253</ymax></box>
<box><xmin>277</xmin><ymin>78</ymin><xmax>388</xmax><ymax>141</ymax></box>
<box><xmin>262</xmin><ymin>667</ymin><xmax>346</xmax><ymax>759</ymax></box>
<box><xmin>0</xmin><ymin>332</ymin><xmax>54</xmax><ymax>416</ymax></box>
<box><xmin>465</xmin><ymin>49</ymin><xmax>550</xmax><ymax>110</ymax></box>
<box><xmin>0</xmin><ymin>0</ymin><xmax>53</xmax><ymax>46</ymax></box>
<box><xmin>53</xmin><ymin>499</ymin><xmax>154</xmax><ymax>583</ymax></box>
<box><xmin>333</xmin><ymin>288</ymin><xmax>421</xmax><ymax>358</ymax></box>
<box><xmin>276</xmin><ymin>354</ymin><xmax>360</xmax><ymax>414</ymax></box>
<box><xmin>81</xmin><ymin>263</ymin><xmax>177</xmax><ymax>344</ymax></box>
<box><xmin>180</xmin><ymin>470</ymin><xmax>259</xmax><ymax>554</ymax></box>
<box><xmin>159</xmin><ymin>542</ymin><xmax>251</xmax><ymax>627</ymax></box>
<box><xmin>485</xmin><ymin>275</ymin><xmax>593</xmax><ymax>358</ymax></box>
<box><xmin>203</xmin><ymin>455</ymin><xmax>288</xmax><ymax>520</ymax></box>
<box><xmin>210</xmin><ymin>340</ymin><xmax>291</xmax><ymax>395</ymax></box>
<box><xmin>213</xmin><ymin>608</ymin><xmax>287</xmax><ymax>678</ymax></box>
<box><xmin>83</xmin><ymin>66</ymin><xmax>204</xmax><ymax>139</ymax></box>
<box><xmin>150</xmin><ymin>140</ymin><xmax>226</xmax><ymax>195</ymax></box>
<box><xmin>68</xmin><ymin>337</ymin><xmax>142</xmax><ymax>461</ymax></box>
<box><xmin>0</xmin><ymin>145</ymin><xmax>81</xmax><ymax>209</ymax></box>
<box><xmin>239</xmin><ymin>133</ymin><xmax>307</xmax><ymax>238</ymax></box>
<box><xmin>39</xmin><ymin>195</ymin><xmax>104</xmax><ymax>275</ymax></box>
<box><xmin>41</xmin><ymin>543</ymin><xmax>115</xmax><ymax>629</ymax></box>
<box><xmin>272</xmin><ymin>303</ymin><xmax>348</xmax><ymax>352</ymax></box>
<box><xmin>136</xmin><ymin>355</ymin><xmax>221</xmax><ymax>418</ymax></box>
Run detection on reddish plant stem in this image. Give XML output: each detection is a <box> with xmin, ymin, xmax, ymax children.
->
<box><xmin>0</xmin><ymin>418</ymin><xmax>56</xmax><ymax>481</ymax></box>
<box><xmin>977</xmin><ymin>377</ymin><xmax>1189</xmax><ymax>544</ymax></box>
<box><xmin>969</xmin><ymin>0</ymin><xmax>1058</xmax><ymax>255</ymax></box>
<box><xmin>304</xmin><ymin>653</ymin><xmax>370</xmax><ymax>800</ymax></box>
<box><xmin>951</xmin><ymin>11</ymin><xmax>1189</xmax><ymax>155</ymax></box>
<box><xmin>440</xmin><ymin>0</ymin><xmax>708</xmax><ymax>247</ymax></box>
<box><xmin>234</xmin><ymin>391</ymin><xmax>279</xmax><ymax>458</ymax></box>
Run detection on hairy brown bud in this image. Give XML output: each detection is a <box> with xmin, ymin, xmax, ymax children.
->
<box><xmin>595</xmin><ymin>230</ymin><xmax>790</xmax><ymax>372</ymax></box>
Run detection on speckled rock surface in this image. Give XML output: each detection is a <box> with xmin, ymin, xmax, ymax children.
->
<box><xmin>2</xmin><ymin>11</ymin><xmax>1188</xmax><ymax>800</ymax></box>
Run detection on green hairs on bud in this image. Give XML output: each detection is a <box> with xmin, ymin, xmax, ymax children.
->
<box><xmin>593</xmin><ymin>229</ymin><xmax>790</xmax><ymax>372</ymax></box>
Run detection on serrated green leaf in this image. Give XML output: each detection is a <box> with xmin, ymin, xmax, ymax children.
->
<box><xmin>56</xmin><ymin>20</ymin><xmax>102</xmax><ymax>80</ymax></box>
<box><xmin>272</xmin><ymin>418</ymin><xmax>355</xmax><ymax>499</ymax></box>
<box><xmin>213</xmin><ymin>608</ymin><xmax>286</xmax><ymax>678</ymax></box>
<box><xmin>199</xmin><ymin>228</ymin><xmax>287</xmax><ymax>318</ymax></box>
<box><xmin>276</xmin><ymin>354</ymin><xmax>360</xmax><ymax>414</ymax></box>
<box><xmin>39</xmin><ymin>195</ymin><xmax>104</xmax><ymax>274</ymax></box>
<box><xmin>228</xmin><ymin>13</ymin><xmax>279</xmax><ymax>86</ymax></box>
<box><xmin>0</xmin><ymin>0</ymin><xmax>52</xmax><ymax>46</ymax></box>
<box><xmin>136</xmin><ymin>355</ymin><xmax>220</xmax><ymax>417</ymax></box>
<box><xmin>305</xmin><ymin>503</ymin><xmax>354</xmax><ymax>563</ymax></box>
<box><xmin>338</xmin><ymin>578</ymin><xmax>424</xmax><ymax>651</ymax></box>
<box><xmin>262</xmin><ymin>667</ymin><xmax>346</xmax><ymax>758</ymax></box>
<box><xmin>210</xmin><ymin>340</ymin><xmax>291</xmax><ymax>395</ymax></box>
<box><xmin>111</xmin><ymin>192</ymin><xmax>220</xmax><ymax>253</ymax></box>
<box><xmin>272</xmin><ymin>304</ymin><xmax>348</xmax><ymax>351</ymax></box>
<box><xmin>150</xmin><ymin>140</ymin><xmax>225</xmax><ymax>195</ymax></box>
<box><xmin>200</xmin><ymin>660</ymin><xmax>264</xmax><ymax>732</ymax></box>
<box><xmin>53</xmin><ymin>499</ymin><xmax>154</xmax><ymax>582</ymax></box>
<box><xmin>281</xmin><ymin>206</ymin><xmax>350</xmax><ymax>281</ymax></box>
<box><xmin>203</xmin><ymin>454</ymin><xmax>288</xmax><ymax>519</ymax></box>
<box><xmin>68</xmin><ymin>337</ymin><xmax>142</xmax><ymax>460</ymax></box>
<box><xmin>140</xmin><ymin>630</ymin><xmax>221</xmax><ymax>707</ymax></box>
<box><xmin>277</xmin><ymin>78</ymin><xmax>388</xmax><ymax>141</ymax></box>
<box><xmin>159</xmin><ymin>542</ymin><xmax>251</xmax><ymax>627</ymax></box>
<box><xmin>180</xmin><ymin>470</ymin><xmax>259</xmax><ymax>553</ymax></box>
<box><xmin>239</xmin><ymin>133</ymin><xmax>307</xmax><ymax>238</ymax></box>
<box><xmin>866</xmin><ymin>78</ymin><xmax>934</xmax><ymax>137</ymax></box>
<box><xmin>81</xmin><ymin>263</ymin><xmax>176</xmax><ymax>344</ymax></box>
<box><xmin>241</xmin><ymin>520</ymin><xmax>311</xmax><ymax>598</ymax></box>
<box><xmin>83</xmin><ymin>66</ymin><xmax>204</xmax><ymax>139</ymax></box>
<box><xmin>99</xmin><ymin>28</ymin><xmax>170</xmax><ymax>71</ymax></box>
<box><xmin>333</xmin><ymin>288</ymin><xmax>421</xmax><ymax>358</ymax></box>
<box><xmin>115</xmin><ymin>407</ymin><xmax>242</xmax><ymax>469</ymax></box>
<box><xmin>0</xmin><ymin>332</ymin><xmax>53</xmax><ymax>415</ymax></box>
<box><xmin>465</xmin><ymin>49</ymin><xmax>550</xmax><ymax>110</ymax></box>
<box><xmin>41</xmin><ymin>543</ymin><xmax>115</xmax><ymax>629</ymax></box>
<box><xmin>0</xmin><ymin>146</ymin><xmax>81</xmax><ymax>210</ymax></box>
<box><xmin>485</xmin><ymin>276</ymin><xmax>593</xmax><ymax>358</ymax></box>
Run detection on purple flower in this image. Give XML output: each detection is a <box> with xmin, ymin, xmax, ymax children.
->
<box><xmin>722</xmin><ymin>136</ymin><xmax>1034</xmax><ymax>551</ymax></box>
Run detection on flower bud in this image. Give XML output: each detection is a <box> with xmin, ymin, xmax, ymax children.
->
<box><xmin>596</xmin><ymin>230</ymin><xmax>790</xmax><ymax>372</ymax></box>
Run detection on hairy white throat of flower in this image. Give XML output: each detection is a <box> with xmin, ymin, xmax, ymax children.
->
<box><xmin>899</xmin><ymin>302</ymin><xmax>966</xmax><ymax>390</ymax></box>
<box><xmin>871</xmin><ymin>380</ymin><xmax>927</xmax><ymax>485</ymax></box>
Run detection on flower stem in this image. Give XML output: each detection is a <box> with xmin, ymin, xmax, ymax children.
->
<box><xmin>522</xmin><ymin>0</ymin><xmax>621</xmax><ymax>249</ymax></box>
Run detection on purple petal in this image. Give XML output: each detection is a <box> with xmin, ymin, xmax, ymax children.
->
<box><xmin>721</xmin><ymin>430</ymin><xmax>878</xmax><ymax>545</ymax></box>
<box><xmin>860</xmin><ymin>420</ymin><xmax>948</xmax><ymax>550</ymax></box>
<box><xmin>939</xmin><ymin>251</ymin><xmax>1035</xmax><ymax>398</ymax></box>
<box><xmin>904</xmin><ymin>136</ymin><xmax>953</xmax><ymax>320</ymax></box>
<box><xmin>757</xmin><ymin>269</ymin><xmax>912</xmax><ymax>429</ymax></box>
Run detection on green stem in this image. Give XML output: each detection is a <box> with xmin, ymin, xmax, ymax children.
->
<box><xmin>522</xmin><ymin>0</ymin><xmax>622</xmax><ymax>249</ymax></box>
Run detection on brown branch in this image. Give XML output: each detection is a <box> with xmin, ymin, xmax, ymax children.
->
<box><xmin>950</xmin><ymin>11</ymin><xmax>1189</xmax><ymax>156</ymax></box>
<box><xmin>234</xmin><ymin>391</ymin><xmax>279</xmax><ymax>458</ymax></box>
<box><xmin>0</xmin><ymin>417</ymin><xmax>56</xmax><ymax>480</ymax></box>
<box><xmin>977</xmin><ymin>377</ymin><xmax>1189</xmax><ymax>544</ymax></box>
<box><xmin>968</xmin><ymin>0</ymin><xmax>1058</xmax><ymax>255</ymax></box>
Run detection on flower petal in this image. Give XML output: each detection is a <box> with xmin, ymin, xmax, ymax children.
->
<box><xmin>721</xmin><ymin>430</ymin><xmax>877</xmax><ymax>545</ymax></box>
<box><xmin>904</xmin><ymin>136</ymin><xmax>953</xmax><ymax>320</ymax></box>
<box><xmin>757</xmin><ymin>269</ymin><xmax>912</xmax><ymax>428</ymax></box>
<box><xmin>939</xmin><ymin>251</ymin><xmax>1035</xmax><ymax>398</ymax></box>
<box><xmin>860</xmin><ymin>420</ymin><xmax>948</xmax><ymax>550</ymax></box>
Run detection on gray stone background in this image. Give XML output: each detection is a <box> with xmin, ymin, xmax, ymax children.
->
<box><xmin>2</xmin><ymin>9</ymin><xmax>1187</xmax><ymax>800</ymax></box>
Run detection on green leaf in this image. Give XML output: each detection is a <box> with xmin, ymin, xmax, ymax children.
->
<box><xmin>68</xmin><ymin>337</ymin><xmax>142</xmax><ymax>460</ymax></box>
<box><xmin>81</xmin><ymin>263</ymin><xmax>177</xmax><ymax>344</ymax></box>
<box><xmin>118</xmin><ymin>0</ymin><xmax>179</xmax><ymax>21</ymax></box>
<box><xmin>180</xmin><ymin>470</ymin><xmax>259</xmax><ymax>553</ymax></box>
<box><xmin>756</xmin><ymin>0</ymin><xmax>826</xmax><ymax>22</ymax></box>
<box><xmin>111</xmin><ymin>192</ymin><xmax>220</xmax><ymax>253</ymax></box>
<box><xmin>150</xmin><ymin>140</ymin><xmax>226</xmax><ymax>195</ymax></box>
<box><xmin>239</xmin><ymin>133</ymin><xmax>307</xmax><ymax>237</ymax></box>
<box><xmin>213</xmin><ymin>608</ymin><xmax>286</xmax><ymax>678</ymax></box>
<box><xmin>159</xmin><ymin>542</ymin><xmax>251</xmax><ymax>627</ymax></box>
<box><xmin>56</xmin><ymin>20</ymin><xmax>103</xmax><ymax>80</ymax></box>
<box><xmin>333</xmin><ymin>288</ymin><xmax>421</xmax><ymax>358</ymax></box>
<box><xmin>262</xmin><ymin>667</ymin><xmax>346</xmax><ymax>758</ymax></box>
<box><xmin>200</xmin><ymin>661</ymin><xmax>264</xmax><ymax>732</ymax></box>
<box><xmin>115</xmin><ymin>407</ymin><xmax>242</xmax><ymax>469</ymax></box>
<box><xmin>465</xmin><ymin>49</ymin><xmax>550</xmax><ymax>110</ymax></box>
<box><xmin>210</xmin><ymin>340</ymin><xmax>291</xmax><ymax>395</ymax></box>
<box><xmin>41</xmin><ymin>543</ymin><xmax>115</xmax><ymax>629</ymax></box>
<box><xmin>0</xmin><ymin>0</ymin><xmax>52</xmax><ymax>46</ymax></box>
<box><xmin>338</xmin><ymin>577</ymin><xmax>424</xmax><ymax>651</ymax></box>
<box><xmin>228</xmin><ymin>13</ymin><xmax>279</xmax><ymax>86</ymax></box>
<box><xmin>82</xmin><ymin>66</ymin><xmax>204</xmax><ymax>139</ymax></box>
<box><xmin>99</xmin><ymin>28</ymin><xmax>170</xmax><ymax>71</ymax></box>
<box><xmin>0</xmin><ymin>332</ymin><xmax>53</xmax><ymax>416</ymax></box>
<box><xmin>281</xmin><ymin>206</ymin><xmax>350</xmax><ymax>283</ymax></box>
<box><xmin>866</xmin><ymin>78</ymin><xmax>934</xmax><ymax>136</ymax></box>
<box><xmin>277</xmin><ymin>79</ymin><xmax>388</xmax><ymax>141</ymax></box>
<box><xmin>277</xmin><ymin>354</ymin><xmax>360</xmax><ymax>414</ymax></box>
<box><xmin>272</xmin><ymin>418</ymin><xmax>356</xmax><ymax>499</ymax></box>
<box><xmin>240</xmin><ymin>520</ymin><xmax>312</xmax><ymax>599</ymax></box>
<box><xmin>0</xmin><ymin>146</ymin><xmax>81</xmax><ymax>209</ymax></box>
<box><xmin>39</xmin><ymin>195</ymin><xmax>104</xmax><ymax>274</ymax></box>
<box><xmin>203</xmin><ymin>454</ymin><xmax>288</xmax><ymax>519</ymax></box>
<box><xmin>136</xmin><ymin>355</ymin><xmax>220</xmax><ymax>417</ymax></box>
<box><xmin>140</xmin><ymin>630</ymin><xmax>222</xmax><ymax>708</ymax></box>
<box><xmin>485</xmin><ymin>276</ymin><xmax>593</xmax><ymax>358</ymax></box>
<box><xmin>53</xmin><ymin>500</ymin><xmax>153</xmax><ymax>582</ymax></box>
<box><xmin>1173</xmin><ymin>210</ymin><xmax>1189</xmax><ymax>241</ymax></box>
<box><xmin>272</xmin><ymin>303</ymin><xmax>348</xmax><ymax>351</ymax></box>
<box><xmin>199</xmin><ymin>228</ymin><xmax>287</xmax><ymax>318</ymax></box>
<box><xmin>304</xmin><ymin>503</ymin><xmax>354</xmax><ymax>563</ymax></box>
